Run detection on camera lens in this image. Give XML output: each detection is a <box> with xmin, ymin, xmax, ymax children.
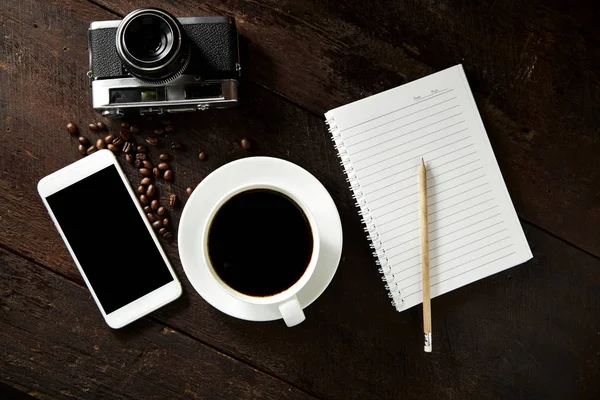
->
<box><xmin>116</xmin><ymin>9</ymin><xmax>189</xmax><ymax>81</ymax></box>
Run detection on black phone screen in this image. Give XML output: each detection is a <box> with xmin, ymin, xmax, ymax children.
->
<box><xmin>46</xmin><ymin>165</ymin><xmax>174</xmax><ymax>314</ymax></box>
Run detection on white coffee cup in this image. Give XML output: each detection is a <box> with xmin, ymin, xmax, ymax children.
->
<box><xmin>202</xmin><ymin>183</ymin><xmax>320</xmax><ymax>327</ymax></box>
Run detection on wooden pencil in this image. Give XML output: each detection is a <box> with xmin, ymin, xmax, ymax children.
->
<box><xmin>419</xmin><ymin>158</ymin><xmax>432</xmax><ymax>353</ymax></box>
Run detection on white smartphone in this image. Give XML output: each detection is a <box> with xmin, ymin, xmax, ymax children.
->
<box><xmin>38</xmin><ymin>149</ymin><xmax>182</xmax><ymax>329</ymax></box>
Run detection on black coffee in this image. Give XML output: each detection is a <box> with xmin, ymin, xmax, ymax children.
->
<box><xmin>208</xmin><ymin>189</ymin><xmax>313</xmax><ymax>297</ymax></box>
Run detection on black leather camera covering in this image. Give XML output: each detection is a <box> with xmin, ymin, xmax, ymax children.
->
<box><xmin>89</xmin><ymin>19</ymin><xmax>239</xmax><ymax>80</ymax></box>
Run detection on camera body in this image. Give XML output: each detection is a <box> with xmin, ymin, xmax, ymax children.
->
<box><xmin>88</xmin><ymin>9</ymin><xmax>240</xmax><ymax>117</ymax></box>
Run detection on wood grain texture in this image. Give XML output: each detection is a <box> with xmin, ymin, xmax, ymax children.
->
<box><xmin>0</xmin><ymin>248</ymin><xmax>317</xmax><ymax>400</ymax></box>
<box><xmin>0</xmin><ymin>0</ymin><xmax>599</xmax><ymax>399</ymax></box>
<box><xmin>89</xmin><ymin>0</ymin><xmax>600</xmax><ymax>257</ymax></box>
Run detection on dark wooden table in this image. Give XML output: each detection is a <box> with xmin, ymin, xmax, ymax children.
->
<box><xmin>1</xmin><ymin>1</ymin><xmax>599</xmax><ymax>399</ymax></box>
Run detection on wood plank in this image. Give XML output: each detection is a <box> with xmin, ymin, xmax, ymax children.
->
<box><xmin>0</xmin><ymin>248</ymin><xmax>317</xmax><ymax>400</ymax></box>
<box><xmin>89</xmin><ymin>0</ymin><xmax>600</xmax><ymax>257</ymax></box>
<box><xmin>1</xmin><ymin>1</ymin><xmax>599</xmax><ymax>399</ymax></box>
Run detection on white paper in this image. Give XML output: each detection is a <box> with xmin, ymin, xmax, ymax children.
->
<box><xmin>326</xmin><ymin>65</ymin><xmax>532</xmax><ymax>311</ymax></box>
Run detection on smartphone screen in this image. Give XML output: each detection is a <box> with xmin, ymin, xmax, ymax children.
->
<box><xmin>45</xmin><ymin>165</ymin><xmax>174</xmax><ymax>314</ymax></box>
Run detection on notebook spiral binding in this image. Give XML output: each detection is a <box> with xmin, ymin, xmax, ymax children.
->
<box><xmin>326</xmin><ymin>117</ymin><xmax>403</xmax><ymax>310</ymax></box>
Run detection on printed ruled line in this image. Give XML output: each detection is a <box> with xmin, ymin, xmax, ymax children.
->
<box><xmin>429</xmin><ymin>213</ymin><xmax>502</xmax><ymax>243</ymax></box>
<box><xmin>393</xmin><ymin>234</ymin><xmax>510</xmax><ymax>277</ymax></box>
<box><xmin>359</xmin><ymin>138</ymin><xmax>472</xmax><ymax>180</ymax></box>
<box><xmin>344</xmin><ymin>98</ymin><xmax>458</xmax><ymax>141</ymax></box>
<box><xmin>354</xmin><ymin>127</ymin><xmax>468</xmax><ymax>165</ymax></box>
<box><xmin>427</xmin><ymin>176</ymin><xmax>486</xmax><ymax>199</ymax></box>
<box><xmin>428</xmin><ymin>182</ymin><xmax>490</xmax><ymax>207</ymax></box>
<box><xmin>428</xmin><ymin>197</ymin><xmax>493</xmax><ymax>224</ymax></box>
<box><xmin>341</xmin><ymin>89</ymin><xmax>454</xmax><ymax>132</ymax></box>
<box><xmin>349</xmin><ymin>111</ymin><xmax>463</xmax><ymax>151</ymax></box>
<box><xmin>427</xmin><ymin>160</ymin><xmax>481</xmax><ymax>182</ymax></box>
<box><xmin>400</xmin><ymin>251</ymin><xmax>516</xmax><ymax>297</ymax></box>
<box><xmin>428</xmin><ymin>167</ymin><xmax>483</xmax><ymax>190</ymax></box>
<box><xmin>428</xmin><ymin>206</ymin><xmax>498</xmax><ymax>234</ymax></box>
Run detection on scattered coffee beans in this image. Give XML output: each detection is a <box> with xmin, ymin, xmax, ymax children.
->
<box><xmin>143</xmin><ymin>206</ymin><xmax>152</xmax><ymax>213</ymax></box>
<box><xmin>96</xmin><ymin>138</ymin><xmax>106</xmax><ymax>149</ymax></box>
<box><xmin>120</xmin><ymin>121</ymin><xmax>130</xmax><ymax>129</ymax></box>
<box><xmin>88</xmin><ymin>123</ymin><xmax>98</xmax><ymax>132</ymax></box>
<box><xmin>157</xmin><ymin>206</ymin><xmax>166</xmax><ymax>216</ymax></box>
<box><xmin>152</xmin><ymin>220</ymin><xmax>162</xmax><ymax>230</ymax></box>
<box><xmin>147</xmin><ymin>213</ymin><xmax>157</xmax><ymax>223</ymax></box>
<box><xmin>153</xmin><ymin>167</ymin><xmax>160</xmax><ymax>177</ymax></box>
<box><xmin>151</xmin><ymin>199</ymin><xmax>159</xmax><ymax>211</ymax></box>
<box><xmin>105</xmin><ymin>134</ymin><xmax>115</xmax><ymax>144</ymax></box>
<box><xmin>122</xmin><ymin>141</ymin><xmax>133</xmax><ymax>153</ymax></box>
<box><xmin>129</xmin><ymin>124</ymin><xmax>139</xmax><ymax>134</ymax></box>
<box><xmin>163</xmin><ymin>169</ymin><xmax>173</xmax><ymax>181</ymax></box>
<box><xmin>67</xmin><ymin>122</ymin><xmax>78</xmax><ymax>135</ymax></box>
<box><xmin>139</xmin><ymin>168</ymin><xmax>151</xmax><ymax>177</ymax></box>
<box><xmin>77</xmin><ymin>144</ymin><xmax>86</xmax><ymax>155</ymax></box>
<box><xmin>96</xmin><ymin>121</ymin><xmax>106</xmax><ymax>131</ymax></box>
<box><xmin>120</xmin><ymin>131</ymin><xmax>131</xmax><ymax>141</ymax></box>
<box><xmin>186</xmin><ymin>187</ymin><xmax>193</xmax><ymax>196</ymax></box>
<box><xmin>199</xmin><ymin>151</ymin><xmax>207</xmax><ymax>161</ymax></box>
<box><xmin>86</xmin><ymin>145</ymin><xmax>96</xmax><ymax>155</ymax></box>
<box><xmin>164</xmin><ymin>125</ymin><xmax>174</xmax><ymax>133</ymax></box>
<box><xmin>139</xmin><ymin>194</ymin><xmax>149</xmax><ymax>206</ymax></box>
<box><xmin>78</xmin><ymin>136</ymin><xmax>89</xmax><ymax>146</ymax></box>
<box><xmin>125</xmin><ymin>154</ymin><xmax>133</xmax><ymax>164</ymax></box>
<box><xmin>241</xmin><ymin>137</ymin><xmax>251</xmax><ymax>150</ymax></box>
<box><xmin>136</xmin><ymin>153</ymin><xmax>147</xmax><ymax>161</ymax></box>
<box><xmin>142</xmin><ymin>160</ymin><xmax>152</xmax><ymax>169</ymax></box>
<box><xmin>146</xmin><ymin>184</ymin><xmax>156</xmax><ymax>198</ymax></box>
<box><xmin>141</xmin><ymin>177</ymin><xmax>151</xmax><ymax>186</ymax></box>
<box><xmin>137</xmin><ymin>145</ymin><xmax>147</xmax><ymax>153</ymax></box>
<box><xmin>159</xmin><ymin>227</ymin><xmax>167</xmax><ymax>236</ymax></box>
<box><xmin>158</xmin><ymin>162</ymin><xmax>169</xmax><ymax>171</ymax></box>
<box><xmin>170</xmin><ymin>141</ymin><xmax>182</xmax><ymax>150</ymax></box>
<box><xmin>154</xmin><ymin>128</ymin><xmax>164</xmax><ymax>136</ymax></box>
<box><xmin>169</xmin><ymin>194</ymin><xmax>177</xmax><ymax>207</ymax></box>
<box><xmin>145</xmin><ymin>136</ymin><xmax>159</xmax><ymax>146</ymax></box>
<box><xmin>136</xmin><ymin>185</ymin><xmax>145</xmax><ymax>194</ymax></box>
<box><xmin>162</xmin><ymin>218</ymin><xmax>169</xmax><ymax>228</ymax></box>
<box><xmin>163</xmin><ymin>232</ymin><xmax>173</xmax><ymax>242</ymax></box>
<box><xmin>134</xmin><ymin>159</ymin><xmax>143</xmax><ymax>168</ymax></box>
<box><xmin>107</xmin><ymin>143</ymin><xmax>119</xmax><ymax>153</ymax></box>
<box><xmin>112</xmin><ymin>137</ymin><xmax>123</xmax><ymax>147</ymax></box>
<box><xmin>159</xmin><ymin>153</ymin><xmax>170</xmax><ymax>161</ymax></box>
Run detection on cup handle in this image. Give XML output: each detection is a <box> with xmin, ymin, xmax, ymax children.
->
<box><xmin>277</xmin><ymin>295</ymin><xmax>305</xmax><ymax>327</ymax></box>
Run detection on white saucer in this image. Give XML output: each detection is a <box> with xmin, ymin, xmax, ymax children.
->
<box><xmin>178</xmin><ymin>157</ymin><xmax>343</xmax><ymax>322</ymax></box>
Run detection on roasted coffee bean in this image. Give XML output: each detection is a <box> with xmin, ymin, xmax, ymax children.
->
<box><xmin>107</xmin><ymin>143</ymin><xmax>119</xmax><ymax>153</ymax></box>
<box><xmin>120</xmin><ymin>121</ymin><xmax>130</xmax><ymax>129</ymax></box>
<box><xmin>151</xmin><ymin>199</ymin><xmax>160</xmax><ymax>211</ymax></box>
<box><xmin>134</xmin><ymin>159</ymin><xmax>142</xmax><ymax>168</ymax></box>
<box><xmin>169</xmin><ymin>194</ymin><xmax>177</xmax><ymax>207</ymax></box>
<box><xmin>136</xmin><ymin>152</ymin><xmax>147</xmax><ymax>161</ymax></box>
<box><xmin>136</xmin><ymin>145</ymin><xmax>147</xmax><ymax>153</ymax></box>
<box><xmin>146</xmin><ymin>184</ymin><xmax>156</xmax><ymax>198</ymax></box>
<box><xmin>120</xmin><ymin>131</ymin><xmax>131</xmax><ymax>141</ymax></box>
<box><xmin>162</xmin><ymin>218</ymin><xmax>169</xmax><ymax>228</ymax></box>
<box><xmin>67</xmin><ymin>122</ymin><xmax>78</xmax><ymax>135</ymax></box>
<box><xmin>147</xmin><ymin>213</ymin><xmax>157</xmax><ymax>223</ymax></box>
<box><xmin>122</xmin><ymin>142</ymin><xmax>133</xmax><ymax>153</ymax></box>
<box><xmin>199</xmin><ymin>151</ymin><xmax>207</xmax><ymax>161</ymax></box>
<box><xmin>112</xmin><ymin>137</ymin><xmax>123</xmax><ymax>147</ymax></box>
<box><xmin>143</xmin><ymin>206</ymin><xmax>152</xmax><ymax>213</ymax></box>
<box><xmin>136</xmin><ymin>185</ymin><xmax>145</xmax><ymax>195</ymax></box>
<box><xmin>159</xmin><ymin>227</ymin><xmax>167</xmax><ymax>236</ymax></box>
<box><xmin>164</xmin><ymin>125</ymin><xmax>174</xmax><ymax>133</ymax></box>
<box><xmin>145</xmin><ymin>136</ymin><xmax>159</xmax><ymax>146</ymax></box>
<box><xmin>186</xmin><ymin>187</ymin><xmax>193</xmax><ymax>196</ymax></box>
<box><xmin>78</xmin><ymin>136</ymin><xmax>89</xmax><ymax>146</ymax></box>
<box><xmin>125</xmin><ymin>154</ymin><xmax>133</xmax><ymax>164</ymax></box>
<box><xmin>159</xmin><ymin>153</ymin><xmax>170</xmax><ymax>161</ymax></box>
<box><xmin>104</xmin><ymin>134</ymin><xmax>115</xmax><ymax>144</ymax></box>
<box><xmin>157</xmin><ymin>206</ymin><xmax>166</xmax><ymax>216</ymax></box>
<box><xmin>139</xmin><ymin>168</ymin><xmax>151</xmax><ymax>177</ymax></box>
<box><xmin>152</xmin><ymin>220</ymin><xmax>162</xmax><ymax>230</ymax></box>
<box><xmin>170</xmin><ymin>141</ymin><xmax>182</xmax><ymax>150</ymax></box>
<box><xmin>86</xmin><ymin>145</ymin><xmax>96</xmax><ymax>155</ymax></box>
<box><xmin>141</xmin><ymin>177</ymin><xmax>152</xmax><ymax>186</ymax></box>
<box><xmin>96</xmin><ymin>138</ymin><xmax>106</xmax><ymax>149</ymax></box>
<box><xmin>88</xmin><ymin>123</ymin><xmax>98</xmax><ymax>132</ymax></box>
<box><xmin>96</xmin><ymin>121</ymin><xmax>106</xmax><ymax>131</ymax></box>
<box><xmin>241</xmin><ymin>137</ymin><xmax>251</xmax><ymax>150</ymax></box>
<box><xmin>153</xmin><ymin>167</ymin><xmax>161</xmax><ymax>177</ymax></box>
<box><xmin>163</xmin><ymin>169</ymin><xmax>173</xmax><ymax>181</ymax></box>
<box><xmin>163</xmin><ymin>232</ymin><xmax>173</xmax><ymax>242</ymax></box>
<box><xmin>158</xmin><ymin>162</ymin><xmax>169</xmax><ymax>171</ymax></box>
<box><xmin>129</xmin><ymin>124</ymin><xmax>139</xmax><ymax>134</ymax></box>
<box><xmin>77</xmin><ymin>144</ymin><xmax>86</xmax><ymax>155</ymax></box>
<box><xmin>139</xmin><ymin>194</ymin><xmax>149</xmax><ymax>206</ymax></box>
<box><xmin>142</xmin><ymin>160</ymin><xmax>152</xmax><ymax>169</ymax></box>
<box><xmin>153</xmin><ymin>128</ymin><xmax>164</xmax><ymax>136</ymax></box>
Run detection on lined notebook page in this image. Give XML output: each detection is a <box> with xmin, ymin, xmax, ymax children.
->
<box><xmin>326</xmin><ymin>64</ymin><xmax>532</xmax><ymax>311</ymax></box>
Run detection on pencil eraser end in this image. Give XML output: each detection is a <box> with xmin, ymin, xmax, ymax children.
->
<box><xmin>424</xmin><ymin>345</ymin><xmax>432</xmax><ymax>353</ymax></box>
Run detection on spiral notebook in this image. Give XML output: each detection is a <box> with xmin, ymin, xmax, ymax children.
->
<box><xmin>326</xmin><ymin>65</ymin><xmax>532</xmax><ymax>311</ymax></box>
